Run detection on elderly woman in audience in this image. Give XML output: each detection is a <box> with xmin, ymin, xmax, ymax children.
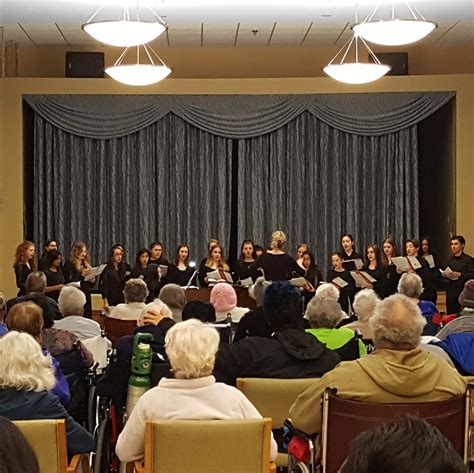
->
<box><xmin>0</xmin><ymin>331</ymin><xmax>95</xmax><ymax>458</ymax></box>
<box><xmin>234</xmin><ymin>277</ymin><xmax>271</xmax><ymax>342</ymax></box>
<box><xmin>305</xmin><ymin>297</ymin><xmax>366</xmax><ymax>360</ymax></box>
<box><xmin>55</xmin><ymin>285</ymin><xmax>102</xmax><ymax>340</ymax></box>
<box><xmin>13</xmin><ymin>241</ymin><xmax>36</xmax><ymax>296</ymax></box>
<box><xmin>397</xmin><ymin>273</ymin><xmax>439</xmax><ymax>335</ymax></box>
<box><xmin>115</xmin><ymin>319</ymin><xmax>278</xmax><ymax>463</ymax></box>
<box><xmin>109</xmin><ymin>278</ymin><xmax>148</xmax><ymax>321</ymax></box>
<box><xmin>6</xmin><ymin>302</ymin><xmax>70</xmax><ymax>405</ymax></box>
<box><xmin>159</xmin><ymin>283</ymin><xmax>187</xmax><ymax>322</ymax></box>
<box><xmin>182</xmin><ymin>300</ymin><xmax>216</xmax><ymax>323</ymax></box>
<box><xmin>345</xmin><ymin>289</ymin><xmax>380</xmax><ymax>344</ymax></box>
<box><xmin>209</xmin><ymin>282</ymin><xmax>249</xmax><ymax>323</ymax></box>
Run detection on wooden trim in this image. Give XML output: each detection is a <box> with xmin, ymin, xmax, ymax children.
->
<box><xmin>262</xmin><ymin>418</ymin><xmax>272</xmax><ymax>473</ymax></box>
<box><xmin>464</xmin><ymin>386</ymin><xmax>472</xmax><ymax>463</ymax></box>
<box><xmin>236</xmin><ymin>378</ymin><xmax>244</xmax><ymax>392</ymax></box>
<box><xmin>144</xmin><ymin>421</ymin><xmax>154</xmax><ymax>473</ymax></box>
<box><xmin>134</xmin><ymin>461</ymin><xmax>145</xmax><ymax>473</ymax></box>
<box><xmin>320</xmin><ymin>389</ymin><xmax>331</xmax><ymax>473</ymax></box>
<box><xmin>56</xmin><ymin>420</ymin><xmax>69</xmax><ymax>473</ymax></box>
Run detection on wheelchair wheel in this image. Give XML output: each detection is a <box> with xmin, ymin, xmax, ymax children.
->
<box><xmin>88</xmin><ymin>384</ymin><xmax>98</xmax><ymax>435</ymax></box>
<box><xmin>94</xmin><ymin>417</ymin><xmax>113</xmax><ymax>473</ymax></box>
<box><xmin>291</xmin><ymin>462</ymin><xmax>312</xmax><ymax>473</ymax></box>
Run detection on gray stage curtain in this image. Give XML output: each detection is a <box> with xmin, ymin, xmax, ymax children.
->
<box><xmin>237</xmin><ymin>112</ymin><xmax>419</xmax><ymax>273</ymax></box>
<box><xmin>32</xmin><ymin>113</ymin><xmax>233</xmax><ymax>266</ymax></box>
<box><xmin>24</xmin><ymin>92</ymin><xmax>454</xmax><ymax>139</ymax></box>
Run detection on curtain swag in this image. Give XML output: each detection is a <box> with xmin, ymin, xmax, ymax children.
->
<box><xmin>24</xmin><ymin>91</ymin><xmax>455</xmax><ymax>139</ymax></box>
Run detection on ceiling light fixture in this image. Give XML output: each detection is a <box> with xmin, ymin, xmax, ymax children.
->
<box><xmin>323</xmin><ymin>33</ymin><xmax>391</xmax><ymax>84</ymax></box>
<box><xmin>353</xmin><ymin>2</ymin><xmax>437</xmax><ymax>46</ymax></box>
<box><xmin>82</xmin><ymin>5</ymin><xmax>167</xmax><ymax>47</ymax></box>
<box><xmin>106</xmin><ymin>44</ymin><xmax>172</xmax><ymax>86</ymax></box>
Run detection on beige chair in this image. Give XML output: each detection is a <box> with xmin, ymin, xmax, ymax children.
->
<box><xmin>14</xmin><ymin>419</ymin><xmax>90</xmax><ymax>473</ymax></box>
<box><xmin>134</xmin><ymin>418</ymin><xmax>276</xmax><ymax>473</ymax></box>
<box><xmin>236</xmin><ymin>377</ymin><xmax>320</xmax><ymax>468</ymax></box>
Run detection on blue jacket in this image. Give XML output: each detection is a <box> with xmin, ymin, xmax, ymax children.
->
<box><xmin>0</xmin><ymin>388</ymin><xmax>95</xmax><ymax>458</ymax></box>
<box><xmin>44</xmin><ymin>348</ymin><xmax>71</xmax><ymax>406</ymax></box>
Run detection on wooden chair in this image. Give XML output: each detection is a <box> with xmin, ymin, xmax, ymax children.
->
<box><xmin>104</xmin><ymin>316</ymin><xmax>137</xmax><ymax>346</ymax></box>
<box><xmin>134</xmin><ymin>418</ymin><xmax>276</xmax><ymax>473</ymax></box>
<box><xmin>320</xmin><ymin>388</ymin><xmax>472</xmax><ymax>473</ymax></box>
<box><xmin>236</xmin><ymin>377</ymin><xmax>319</xmax><ymax>468</ymax></box>
<box><xmin>14</xmin><ymin>419</ymin><xmax>90</xmax><ymax>473</ymax></box>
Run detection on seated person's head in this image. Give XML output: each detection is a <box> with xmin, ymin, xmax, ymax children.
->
<box><xmin>159</xmin><ymin>284</ymin><xmax>187</xmax><ymax>310</ymax></box>
<box><xmin>6</xmin><ymin>302</ymin><xmax>44</xmax><ymax>343</ymax></box>
<box><xmin>397</xmin><ymin>273</ymin><xmax>424</xmax><ymax>299</ymax></box>
<box><xmin>165</xmin><ymin>319</ymin><xmax>219</xmax><ymax>380</ymax></box>
<box><xmin>263</xmin><ymin>281</ymin><xmax>303</xmax><ymax>331</ymax></box>
<box><xmin>353</xmin><ymin>289</ymin><xmax>380</xmax><ymax>322</ymax></box>
<box><xmin>58</xmin><ymin>285</ymin><xmax>86</xmax><ymax>317</ymax></box>
<box><xmin>458</xmin><ymin>279</ymin><xmax>474</xmax><ymax>309</ymax></box>
<box><xmin>315</xmin><ymin>283</ymin><xmax>340</xmax><ymax>303</ymax></box>
<box><xmin>248</xmin><ymin>277</ymin><xmax>270</xmax><ymax>307</ymax></box>
<box><xmin>182</xmin><ymin>300</ymin><xmax>216</xmax><ymax>323</ymax></box>
<box><xmin>0</xmin><ymin>417</ymin><xmax>40</xmax><ymax>473</ymax></box>
<box><xmin>369</xmin><ymin>294</ymin><xmax>426</xmax><ymax>350</ymax></box>
<box><xmin>210</xmin><ymin>283</ymin><xmax>237</xmax><ymax>313</ymax></box>
<box><xmin>0</xmin><ymin>331</ymin><xmax>55</xmax><ymax>393</ymax></box>
<box><xmin>305</xmin><ymin>298</ymin><xmax>342</xmax><ymax>329</ymax></box>
<box><xmin>25</xmin><ymin>272</ymin><xmax>47</xmax><ymax>295</ymax></box>
<box><xmin>124</xmin><ymin>279</ymin><xmax>149</xmax><ymax>304</ymax></box>
<box><xmin>341</xmin><ymin>416</ymin><xmax>465</xmax><ymax>473</ymax></box>
<box><xmin>138</xmin><ymin>300</ymin><xmax>173</xmax><ymax>326</ymax></box>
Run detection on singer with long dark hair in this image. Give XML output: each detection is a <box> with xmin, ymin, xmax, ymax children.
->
<box><xmin>167</xmin><ymin>245</ymin><xmax>195</xmax><ymax>286</ymax></box>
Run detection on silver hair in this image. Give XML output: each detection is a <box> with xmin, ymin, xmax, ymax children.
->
<box><xmin>165</xmin><ymin>319</ymin><xmax>220</xmax><ymax>379</ymax></box>
<box><xmin>397</xmin><ymin>272</ymin><xmax>424</xmax><ymax>298</ymax></box>
<box><xmin>315</xmin><ymin>283</ymin><xmax>340</xmax><ymax>302</ymax></box>
<box><xmin>353</xmin><ymin>289</ymin><xmax>380</xmax><ymax>322</ymax></box>
<box><xmin>369</xmin><ymin>294</ymin><xmax>426</xmax><ymax>349</ymax></box>
<box><xmin>124</xmin><ymin>278</ymin><xmax>149</xmax><ymax>303</ymax></box>
<box><xmin>248</xmin><ymin>277</ymin><xmax>270</xmax><ymax>306</ymax></box>
<box><xmin>25</xmin><ymin>271</ymin><xmax>47</xmax><ymax>293</ymax></box>
<box><xmin>139</xmin><ymin>299</ymin><xmax>173</xmax><ymax>322</ymax></box>
<box><xmin>305</xmin><ymin>297</ymin><xmax>343</xmax><ymax>329</ymax></box>
<box><xmin>58</xmin><ymin>285</ymin><xmax>86</xmax><ymax>316</ymax></box>
<box><xmin>159</xmin><ymin>284</ymin><xmax>187</xmax><ymax>310</ymax></box>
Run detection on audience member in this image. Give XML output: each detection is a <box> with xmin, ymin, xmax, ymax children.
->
<box><xmin>289</xmin><ymin>294</ymin><xmax>467</xmax><ymax>435</ymax></box>
<box><xmin>109</xmin><ymin>278</ymin><xmax>148</xmax><ymax>320</ymax></box>
<box><xmin>182</xmin><ymin>300</ymin><xmax>216</xmax><ymax>323</ymax></box>
<box><xmin>340</xmin><ymin>416</ymin><xmax>465</xmax><ymax>473</ymax></box>
<box><xmin>159</xmin><ymin>283</ymin><xmax>187</xmax><ymax>322</ymax></box>
<box><xmin>345</xmin><ymin>288</ymin><xmax>380</xmax><ymax>343</ymax></box>
<box><xmin>0</xmin><ymin>331</ymin><xmax>95</xmax><ymax>458</ymax></box>
<box><xmin>305</xmin><ymin>297</ymin><xmax>366</xmax><ymax>360</ymax></box>
<box><xmin>209</xmin><ymin>283</ymin><xmax>249</xmax><ymax>323</ymax></box>
<box><xmin>0</xmin><ymin>416</ymin><xmax>40</xmax><ymax>473</ymax></box>
<box><xmin>214</xmin><ymin>281</ymin><xmax>340</xmax><ymax>385</ymax></box>
<box><xmin>115</xmin><ymin>319</ymin><xmax>278</xmax><ymax>463</ymax></box>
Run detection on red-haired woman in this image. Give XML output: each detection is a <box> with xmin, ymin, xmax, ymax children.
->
<box><xmin>13</xmin><ymin>241</ymin><xmax>36</xmax><ymax>296</ymax></box>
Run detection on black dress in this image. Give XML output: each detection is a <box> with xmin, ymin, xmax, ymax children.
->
<box><xmin>361</xmin><ymin>265</ymin><xmax>385</xmax><ymax>299</ymax></box>
<box><xmin>130</xmin><ymin>265</ymin><xmax>161</xmax><ymax>302</ymax></box>
<box><xmin>100</xmin><ymin>262</ymin><xmax>130</xmax><ymax>307</ymax></box>
<box><xmin>166</xmin><ymin>264</ymin><xmax>195</xmax><ymax>287</ymax></box>
<box><xmin>381</xmin><ymin>263</ymin><xmax>401</xmax><ymax>298</ymax></box>
<box><xmin>14</xmin><ymin>263</ymin><xmax>33</xmax><ymax>297</ymax></box>
<box><xmin>342</xmin><ymin>251</ymin><xmax>363</xmax><ymax>261</ymax></box>
<box><xmin>233</xmin><ymin>259</ymin><xmax>261</xmax><ymax>282</ymax></box>
<box><xmin>326</xmin><ymin>269</ymin><xmax>356</xmax><ymax>314</ymax></box>
<box><xmin>44</xmin><ymin>268</ymin><xmax>65</xmax><ymax>302</ymax></box>
<box><xmin>62</xmin><ymin>261</ymin><xmax>93</xmax><ymax>319</ymax></box>
<box><xmin>249</xmin><ymin>253</ymin><xmax>303</xmax><ymax>281</ymax></box>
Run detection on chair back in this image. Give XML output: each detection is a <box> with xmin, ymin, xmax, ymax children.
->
<box><xmin>236</xmin><ymin>377</ymin><xmax>319</xmax><ymax>428</ymax></box>
<box><xmin>104</xmin><ymin>316</ymin><xmax>137</xmax><ymax>346</ymax></box>
<box><xmin>14</xmin><ymin>419</ymin><xmax>68</xmax><ymax>473</ymax></box>
<box><xmin>143</xmin><ymin>418</ymin><xmax>273</xmax><ymax>473</ymax></box>
<box><xmin>321</xmin><ymin>389</ymin><xmax>470</xmax><ymax>473</ymax></box>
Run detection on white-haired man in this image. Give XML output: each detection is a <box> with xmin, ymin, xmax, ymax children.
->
<box><xmin>289</xmin><ymin>294</ymin><xmax>467</xmax><ymax>435</ymax></box>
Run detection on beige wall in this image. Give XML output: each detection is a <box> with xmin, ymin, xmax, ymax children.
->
<box><xmin>8</xmin><ymin>43</ymin><xmax>474</xmax><ymax>78</ymax></box>
<box><xmin>0</xmin><ymin>74</ymin><xmax>473</xmax><ymax>297</ymax></box>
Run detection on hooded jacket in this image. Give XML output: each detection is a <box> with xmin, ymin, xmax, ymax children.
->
<box><xmin>289</xmin><ymin>348</ymin><xmax>467</xmax><ymax>435</ymax></box>
<box><xmin>214</xmin><ymin>328</ymin><xmax>340</xmax><ymax>385</ymax></box>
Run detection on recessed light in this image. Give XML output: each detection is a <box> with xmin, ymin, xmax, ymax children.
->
<box><xmin>321</xmin><ymin>14</ymin><xmax>332</xmax><ymax>18</ymax></box>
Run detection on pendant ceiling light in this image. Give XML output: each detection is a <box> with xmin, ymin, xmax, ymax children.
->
<box><xmin>106</xmin><ymin>44</ymin><xmax>172</xmax><ymax>86</ymax></box>
<box><xmin>82</xmin><ymin>5</ymin><xmax>167</xmax><ymax>47</ymax></box>
<box><xmin>353</xmin><ymin>2</ymin><xmax>437</xmax><ymax>46</ymax></box>
<box><xmin>323</xmin><ymin>33</ymin><xmax>391</xmax><ymax>84</ymax></box>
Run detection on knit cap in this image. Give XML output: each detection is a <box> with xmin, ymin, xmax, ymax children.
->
<box><xmin>210</xmin><ymin>283</ymin><xmax>237</xmax><ymax>313</ymax></box>
<box><xmin>459</xmin><ymin>279</ymin><xmax>474</xmax><ymax>309</ymax></box>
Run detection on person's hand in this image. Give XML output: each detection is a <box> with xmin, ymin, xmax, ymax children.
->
<box><xmin>407</xmin><ymin>268</ymin><xmax>415</xmax><ymax>274</ymax></box>
<box><xmin>396</xmin><ymin>268</ymin><xmax>403</xmax><ymax>274</ymax></box>
<box><xmin>204</xmin><ymin>276</ymin><xmax>209</xmax><ymax>283</ymax></box>
<box><xmin>142</xmin><ymin>309</ymin><xmax>167</xmax><ymax>326</ymax></box>
<box><xmin>367</xmin><ymin>283</ymin><xmax>373</xmax><ymax>289</ymax></box>
<box><xmin>103</xmin><ymin>304</ymin><xmax>110</xmax><ymax>315</ymax></box>
<box><xmin>450</xmin><ymin>271</ymin><xmax>461</xmax><ymax>280</ymax></box>
<box><xmin>82</xmin><ymin>268</ymin><xmax>91</xmax><ymax>276</ymax></box>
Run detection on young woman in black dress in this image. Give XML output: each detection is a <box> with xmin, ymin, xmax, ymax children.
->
<box><xmin>340</xmin><ymin>233</ymin><xmax>362</xmax><ymax>261</ymax></box>
<box><xmin>326</xmin><ymin>251</ymin><xmax>356</xmax><ymax>314</ymax></box>
<box><xmin>381</xmin><ymin>237</ymin><xmax>400</xmax><ymax>298</ymax></box>
<box><xmin>233</xmin><ymin>240</ymin><xmax>260</xmax><ymax>282</ymax></box>
<box><xmin>43</xmin><ymin>249</ymin><xmax>65</xmax><ymax>302</ymax></box>
<box><xmin>13</xmin><ymin>241</ymin><xmax>36</xmax><ymax>296</ymax></box>
<box><xmin>361</xmin><ymin>244</ymin><xmax>386</xmax><ymax>298</ymax></box>
<box><xmin>167</xmin><ymin>244</ymin><xmax>195</xmax><ymax>286</ymax></box>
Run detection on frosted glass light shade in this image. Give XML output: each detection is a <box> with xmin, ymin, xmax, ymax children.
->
<box><xmin>105</xmin><ymin>64</ymin><xmax>172</xmax><ymax>86</ymax></box>
<box><xmin>323</xmin><ymin>63</ymin><xmax>391</xmax><ymax>84</ymax></box>
<box><xmin>82</xmin><ymin>20</ymin><xmax>166</xmax><ymax>47</ymax></box>
<box><xmin>353</xmin><ymin>19</ymin><xmax>436</xmax><ymax>46</ymax></box>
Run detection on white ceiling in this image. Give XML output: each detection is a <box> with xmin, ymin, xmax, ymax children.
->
<box><xmin>1</xmin><ymin>1</ymin><xmax>473</xmax><ymax>48</ymax></box>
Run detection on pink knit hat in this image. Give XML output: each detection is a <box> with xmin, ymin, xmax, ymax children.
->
<box><xmin>210</xmin><ymin>283</ymin><xmax>237</xmax><ymax>313</ymax></box>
